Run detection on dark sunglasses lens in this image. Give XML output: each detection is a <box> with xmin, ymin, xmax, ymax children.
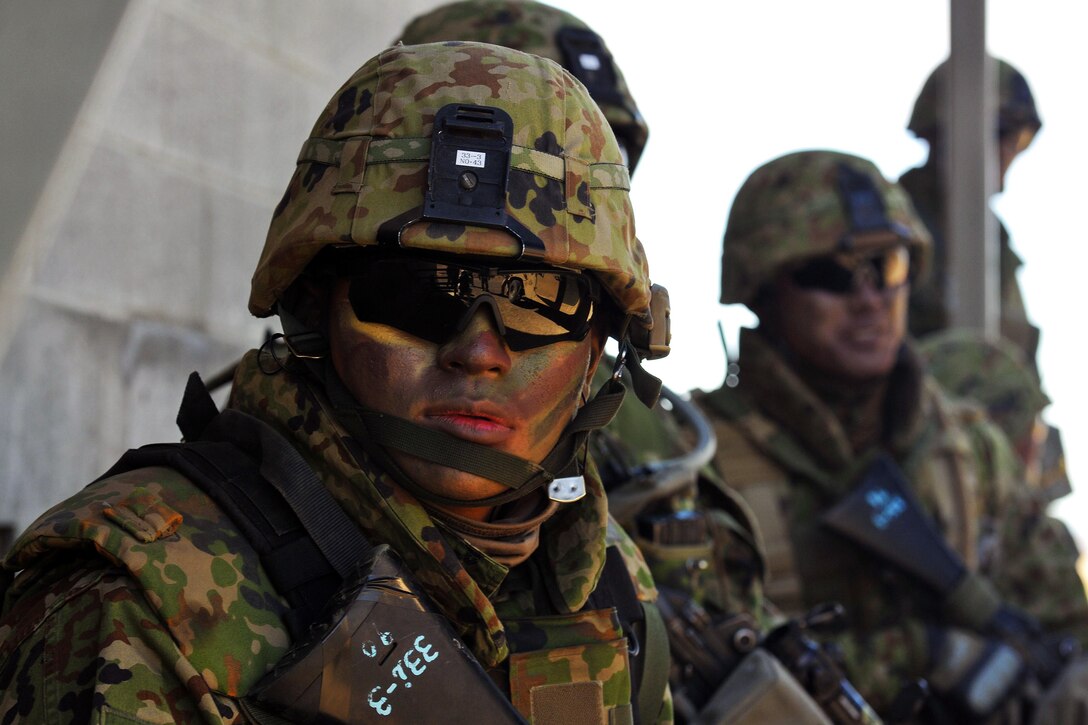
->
<box><xmin>791</xmin><ymin>248</ymin><xmax>910</xmax><ymax>295</ymax></box>
<box><xmin>347</xmin><ymin>259</ymin><xmax>594</xmax><ymax>349</ymax></box>
<box><xmin>347</xmin><ymin>261</ymin><xmax>466</xmax><ymax>344</ymax></box>
<box><xmin>791</xmin><ymin>258</ymin><xmax>855</xmax><ymax>293</ymax></box>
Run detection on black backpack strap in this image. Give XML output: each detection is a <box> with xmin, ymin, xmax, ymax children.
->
<box><xmin>584</xmin><ymin>546</ymin><xmax>669</xmax><ymax>724</ymax></box>
<box><xmin>176</xmin><ymin>372</ymin><xmax>221</xmax><ymax>442</ymax></box>
<box><xmin>102</xmin><ymin>374</ymin><xmax>377</xmax><ymax>639</ymax></box>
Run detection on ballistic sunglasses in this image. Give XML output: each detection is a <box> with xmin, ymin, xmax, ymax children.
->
<box><xmin>790</xmin><ymin>246</ymin><xmax>911</xmax><ymax>295</ymax></box>
<box><xmin>346</xmin><ymin>256</ymin><xmax>598</xmax><ymax>351</ymax></box>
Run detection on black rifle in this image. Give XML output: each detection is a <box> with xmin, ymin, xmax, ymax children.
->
<box><xmin>823</xmin><ymin>455</ymin><xmax>1078</xmax><ymax>715</ymax></box>
<box><xmin>658</xmin><ymin>586</ymin><xmax>881</xmax><ymax>724</ymax></box>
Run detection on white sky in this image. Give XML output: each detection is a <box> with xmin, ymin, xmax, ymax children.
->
<box><xmin>547</xmin><ymin>1</ymin><xmax>1088</xmax><ymax>544</ymax></box>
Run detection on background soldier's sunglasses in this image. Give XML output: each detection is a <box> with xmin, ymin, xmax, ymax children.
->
<box><xmin>346</xmin><ymin>257</ymin><xmax>598</xmax><ymax>351</ymax></box>
<box><xmin>789</xmin><ymin>246</ymin><xmax>910</xmax><ymax>295</ymax></box>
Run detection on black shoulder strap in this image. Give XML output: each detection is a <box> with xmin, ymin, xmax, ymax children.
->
<box><xmin>101</xmin><ymin>441</ymin><xmax>338</xmax><ymax>639</ymax></box>
<box><xmin>100</xmin><ymin>373</ymin><xmax>374</xmax><ymax>639</ymax></box>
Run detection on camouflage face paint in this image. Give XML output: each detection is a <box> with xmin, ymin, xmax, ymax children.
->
<box><xmin>327</xmin><ymin>279</ymin><xmax>599</xmax><ymax>520</ymax></box>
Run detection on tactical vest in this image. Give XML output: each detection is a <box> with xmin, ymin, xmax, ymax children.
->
<box><xmin>5</xmin><ymin>373</ymin><xmax>668</xmax><ymax>723</ymax></box>
<box><xmin>701</xmin><ymin>382</ymin><xmax>983</xmax><ymax>622</ymax></box>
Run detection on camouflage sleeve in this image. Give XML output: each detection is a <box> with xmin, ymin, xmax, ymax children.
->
<box><xmin>0</xmin><ymin>559</ymin><xmax>240</xmax><ymax>724</ymax></box>
<box><xmin>993</xmin><ymin>506</ymin><xmax>1088</xmax><ymax>646</ymax></box>
<box><xmin>832</xmin><ymin>618</ymin><xmax>931</xmax><ymax>712</ymax></box>
<box><xmin>965</xmin><ymin>415</ymin><xmax>1088</xmax><ymax>644</ymax></box>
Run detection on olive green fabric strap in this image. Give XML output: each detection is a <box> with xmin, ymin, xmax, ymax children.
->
<box><xmin>358</xmin><ymin>409</ymin><xmax>546</xmax><ymax>489</ymax></box>
<box><xmin>638</xmin><ymin>601</ymin><xmax>670</xmax><ymax>724</ymax></box>
<box><xmin>320</xmin><ymin>363</ymin><xmax>627</xmax><ymax>508</ymax></box>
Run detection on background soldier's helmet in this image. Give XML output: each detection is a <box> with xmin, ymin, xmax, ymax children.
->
<box><xmin>919</xmin><ymin>330</ymin><xmax>1049</xmax><ymax>449</ymax></box>
<box><xmin>907</xmin><ymin>57</ymin><xmax>1043</xmax><ymax>142</ymax></box>
<box><xmin>720</xmin><ymin>150</ymin><xmax>932</xmax><ymax>306</ymax></box>
<box><xmin>250</xmin><ymin>42</ymin><xmax>666</xmax><ymax>357</ymax></box>
<box><xmin>398</xmin><ymin>0</ymin><xmax>649</xmax><ymax>173</ymax></box>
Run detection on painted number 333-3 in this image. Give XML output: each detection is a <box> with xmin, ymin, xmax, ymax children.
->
<box><xmin>367</xmin><ymin>634</ymin><xmax>441</xmax><ymax>717</ymax></box>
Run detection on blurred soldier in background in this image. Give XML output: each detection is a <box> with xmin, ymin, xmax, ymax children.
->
<box><xmin>400</xmin><ymin>4</ymin><xmax>883</xmax><ymax>723</ymax></box>
<box><xmin>901</xmin><ymin>58</ymin><xmax>1079</xmax><ymax>660</ymax></box>
<box><xmin>900</xmin><ymin>57</ymin><xmax>1042</xmax><ymax>363</ymax></box>
<box><xmin>0</xmin><ymin>42</ymin><xmax>675</xmax><ymax>723</ymax></box>
<box><xmin>697</xmin><ymin>149</ymin><xmax>1084</xmax><ymax>722</ymax></box>
<box><xmin>920</xmin><ymin>331</ymin><xmax>1088</xmax><ymax>645</ymax></box>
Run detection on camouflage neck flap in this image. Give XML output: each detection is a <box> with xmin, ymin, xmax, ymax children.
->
<box><xmin>226</xmin><ymin>349</ymin><xmax>610</xmax><ymax>666</ymax></box>
<box><xmin>733</xmin><ymin>328</ymin><xmax>927</xmax><ymax>473</ymax></box>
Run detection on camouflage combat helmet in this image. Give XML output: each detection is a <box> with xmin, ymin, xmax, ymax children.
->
<box><xmin>720</xmin><ymin>150</ymin><xmax>932</xmax><ymax>306</ymax></box>
<box><xmin>250</xmin><ymin>41</ymin><xmax>666</xmax><ymax>358</ymax></box>
<box><xmin>908</xmin><ymin>57</ymin><xmax>1043</xmax><ymax>141</ymax></box>
<box><xmin>398</xmin><ymin>1</ymin><xmax>649</xmax><ymax>172</ymax></box>
<box><xmin>919</xmin><ymin>329</ymin><xmax>1049</xmax><ymax>448</ymax></box>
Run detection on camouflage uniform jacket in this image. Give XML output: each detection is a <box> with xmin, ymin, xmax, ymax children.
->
<box><xmin>695</xmin><ymin>328</ymin><xmax>1019</xmax><ymax>708</ymax></box>
<box><xmin>899</xmin><ymin>161</ymin><xmax>1040</xmax><ymax>367</ymax></box>
<box><xmin>0</xmin><ymin>350</ymin><xmax>670</xmax><ymax>724</ymax></box>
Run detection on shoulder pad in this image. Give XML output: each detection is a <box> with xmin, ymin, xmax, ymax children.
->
<box><xmin>4</xmin><ymin>465</ymin><xmax>291</xmax><ymax>697</ymax></box>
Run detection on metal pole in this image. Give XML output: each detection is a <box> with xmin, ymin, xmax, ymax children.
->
<box><xmin>946</xmin><ymin>0</ymin><xmax>999</xmax><ymax>335</ymax></box>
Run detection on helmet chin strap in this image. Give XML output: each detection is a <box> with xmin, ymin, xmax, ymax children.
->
<box><xmin>315</xmin><ymin>356</ymin><xmax>627</xmax><ymax>509</ymax></box>
<box><xmin>277</xmin><ymin>304</ymin><xmax>658</xmax><ymax>509</ymax></box>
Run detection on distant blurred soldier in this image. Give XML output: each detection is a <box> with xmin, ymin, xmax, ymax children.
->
<box><xmin>400</xmin><ymin>4</ymin><xmax>881</xmax><ymax>723</ymax></box>
<box><xmin>920</xmin><ymin>330</ymin><xmax>1088</xmax><ymax>646</ymax></box>
<box><xmin>697</xmin><ymin>149</ymin><xmax>1083</xmax><ymax>722</ymax></box>
<box><xmin>900</xmin><ymin>56</ymin><xmax>1042</xmax><ymax>363</ymax></box>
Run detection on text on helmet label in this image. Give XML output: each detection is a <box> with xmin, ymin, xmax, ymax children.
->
<box><xmin>579</xmin><ymin>54</ymin><xmax>602</xmax><ymax>71</ymax></box>
<box><xmin>456</xmin><ymin>150</ymin><xmax>486</xmax><ymax>168</ymax></box>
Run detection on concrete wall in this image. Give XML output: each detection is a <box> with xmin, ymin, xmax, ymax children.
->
<box><xmin>0</xmin><ymin>0</ymin><xmax>439</xmax><ymax>540</ymax></box>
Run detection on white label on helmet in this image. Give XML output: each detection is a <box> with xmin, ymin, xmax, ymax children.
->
<box><xmin>579</xmin><ymin>53</ymin><xmax>602</xmax><ymax>71</ymax></box>
<box><xmin>456</xmin><ymin>150</ymin><xmax>486</xmax><ymax>168</ymax></box>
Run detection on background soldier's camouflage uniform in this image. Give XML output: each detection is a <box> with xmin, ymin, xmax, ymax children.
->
<box><xmin>920</xmin><ymin>330</ymin><xmax>1088</xmax><ymax>647</ymax></box>
<box><xmin>900</xmin><ymin>57</ymin><xmax>1043</xmax><ymax>364</ymax></box>
<box><xmin>698</xmin><ymin>150</ymin><xmax>1043</xmax><ymax>713</ymax></box>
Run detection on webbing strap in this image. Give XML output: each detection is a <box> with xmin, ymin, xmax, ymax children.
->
<box><xmin>582</xmin><ymin>546</ymin><xmax>669</xmax><ymax>725</ymax></box>
<box><xmin>205</xmin><ymin>410</ymin><xmax>376</xmax><ymax>580</ymax></box>
<box><xmin>358</xmin><ymin>411</ymin><xmax>545</xmax><ymax>487</ymax></box>
<box><xmin>322</xmin><ymin>366</ymin><xmax>627</xmax><ymax>509</ymax></box>
<box><xmin>637</xmin><ymin>601</ymin><xmax>670</xmax><ymax>724</ymax></box>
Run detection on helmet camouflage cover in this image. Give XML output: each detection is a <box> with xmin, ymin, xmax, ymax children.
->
<box><xmin>919</xmin><ymin>329</ymin><xmax>1049</xmax><ymax>447</ymax></box>
<box><xmin>908</xmin><ymin>57</ymin><xmax>1043</xmax><ymax>141</ymax></box>
<box><xmin>398</xmin><ymin>0</ymin><xmax>649</xmax><ymax>172</ymax></box>
<box><xmin>720</xmin><ymin>150</ymin><xmax>932</xmax><ymax>306</ymax></box>
<box><xmin>250</xmin><ymin>42</ymin><xmax>658</xmax><ymax>342</ymax></box>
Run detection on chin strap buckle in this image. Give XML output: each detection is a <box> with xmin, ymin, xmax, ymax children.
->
<box><xmin>548</xmin><ymin>475</ymin><xmax>586</xmax><ymax>502</ymax></box>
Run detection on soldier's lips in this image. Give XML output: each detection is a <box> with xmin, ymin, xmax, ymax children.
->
<box><xmin>423</xmin><ymin>405</ymin><xmax>514</xmax><ymax>445</ymax></box>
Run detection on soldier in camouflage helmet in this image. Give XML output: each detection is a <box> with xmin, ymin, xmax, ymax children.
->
<box><xmin>905</xmin><ymin>59</ymin><xmax>1079</xmax><ymax>619</ymax></box>
<box><xmin>399</xmin><ymin>0</ymin><xmax>649</xmax><ymax>172</ymax></box>
<box><xmin>920</xmin><ymin>331</ymin><xmax>1050</xmax><ymax>482</ymax></box>
<box><xmin>900</xmin><ymin>56</ymin><xmax>1042</xmax><ymax>363</ymax></box>
<box><xmin>397</xmin><ymin>6</ymin><xmax>844</xmax><ymax>722</ymax></box>
<box><xmin>696</xmin><ymin>149</ymin><xmax>1084</xmax><ymax>721</ymax></box>
<box><xmin>0</xmin><ymin>43</ymin><xmax>674</xmax><ymax>723</ymax></box>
